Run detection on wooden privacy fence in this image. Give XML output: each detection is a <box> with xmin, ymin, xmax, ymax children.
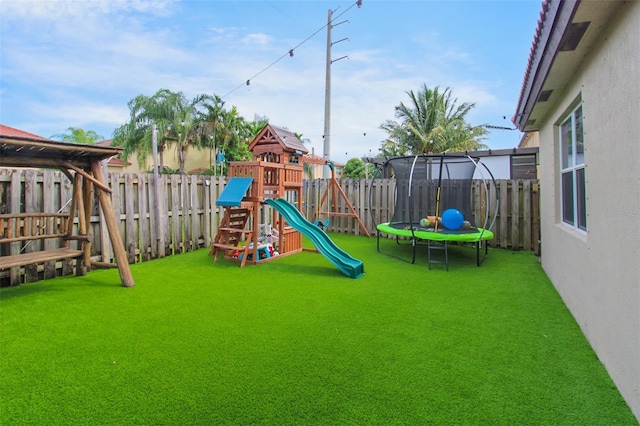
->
<box><xmin>0</xmin><ymin>169</ymin><xmax>539</xmax><ymax>285</ymax></box>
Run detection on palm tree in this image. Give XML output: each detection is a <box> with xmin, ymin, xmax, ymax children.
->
<box><xmin>378</xmin><ymin>123</ymin><xmax>412</xmax><ymax>157</ymax></box>
<box><xmin>247</xmin><ymin>115</ymin><xmax>269</xmax><ymax>137</ymax></box>
<box><xmin>113</xmin><ymin>90</ymin><xmax>174</xmax><ymax>171</ymax></box>
<box><xmin>112</xmin><ymin>89</ymin><xmax>218</xmax><ymax>173</ymax></box>
<box><xmin>217</xmin><ymin>106</ymin><xmax>252</xmax><ymax>162</ymax></box>
<box><xmin>380</xmin><ymin>85</ymin><xmax>487</xmax><ymax>155</ymax></box>
<box><xmin>199</xmin><ymin>101</ymin><xmax>262</xmax><ymax>172</ymax></box>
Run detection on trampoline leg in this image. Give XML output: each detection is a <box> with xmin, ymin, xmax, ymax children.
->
<box><xmin>476</xmin><ymin>240</ymin><xmax>489</xmax><ymax>266</ymax></box>
<box><xmin>412</xmin><ymin>237</ymin><xmax>417</xmax><ymax>264</ymax></box>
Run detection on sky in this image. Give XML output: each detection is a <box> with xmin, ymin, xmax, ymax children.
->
<box><xmin>0</xmin><ymin>0</ymin><xmax>542</xmax><ymax>164</ymax></box>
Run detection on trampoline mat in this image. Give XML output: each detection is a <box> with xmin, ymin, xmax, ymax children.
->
<box><xmin>377</xmin><ymin>222</ymin><xmax>494</xmax><ymax>242</ymax></box>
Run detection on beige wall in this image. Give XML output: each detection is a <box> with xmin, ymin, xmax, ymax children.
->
<box><xmin>110</xmin><ymin>145</ymin><xmax>215</xmax><ymax>174</ymax></box>
<box><xmin>167</xmin><ymin>144</ymin><xmax>216</xmax><ymax>173</ymax></box>
<box><xmin>518</xmin><ymin>131</ymin><xmax>539</xmax><ymax>148</ymax></box>
<box><xmin>537</xmin><ymin>2</ymin><xmax>639</xmax><ymax>418</ymax></box>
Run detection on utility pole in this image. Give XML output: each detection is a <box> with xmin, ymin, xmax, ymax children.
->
<box><xmin>323</xmin><ymin>2</ymin><xmax>362</xmax><ymax>178</ymax></box>
<box><xmin>323</xmin><ymin>9</ymin><xmax>333</xmax><ymax>179</ymax></box>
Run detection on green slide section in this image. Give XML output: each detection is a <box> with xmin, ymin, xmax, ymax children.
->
<box><xmin>264</xmin><ymin>198</ymin><xmax>364</xmax><ymax>279</ymax></box>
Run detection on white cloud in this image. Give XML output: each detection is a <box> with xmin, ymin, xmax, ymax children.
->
<box><xmin>242</xmin><ymin>33</ymin><xmax>273</xmax><ymax>46</ymax></box>
<box><xmin>16</xmin><ymin>99</ymin><xmax>128</xmax><ymax>139</ymax></box>
<box><xmin>0</xmin><ymin>0</ymin><xmax>175</xmax><ymax>21</ymax></box>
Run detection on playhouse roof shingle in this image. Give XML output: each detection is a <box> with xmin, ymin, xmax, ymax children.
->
<box><xmin>270</xmin><ymin>125</ymin><xmax>308</xmax><ymax>153</ymax></box>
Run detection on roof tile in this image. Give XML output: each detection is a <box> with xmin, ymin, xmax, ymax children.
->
<box><xmin>0</xmin><ymin>124</ymin><xmax>52</xmax><ymax>141</ymax></box>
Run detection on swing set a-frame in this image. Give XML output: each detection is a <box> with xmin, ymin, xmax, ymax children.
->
<box><xmin>311</xmin><ymin>162</ymin><xmax>370</xmax><ymax>237</ymax></box>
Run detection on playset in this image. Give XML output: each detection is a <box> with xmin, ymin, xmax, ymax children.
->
<box><xmin>209</xmin><ymin>124</ymin><xmax>364</xmax><ymax>279</ymax></box>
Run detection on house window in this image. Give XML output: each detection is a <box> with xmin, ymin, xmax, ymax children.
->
<box><xmin>559</xmin><ymin>103</ymin><xmax>586</xmax><ymax>231</ymax></box>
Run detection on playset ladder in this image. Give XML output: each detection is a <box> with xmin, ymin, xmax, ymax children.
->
<box><xmin>210</xmin><ymin>206</ymin><xmax>255</xmax><ymax>268</ymax></box>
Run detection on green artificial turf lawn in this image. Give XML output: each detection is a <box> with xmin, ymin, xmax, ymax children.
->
<box><xmin>1</xmin><ymin>234</ymin><xmax>637</xmax><ymax>425</ymax></box>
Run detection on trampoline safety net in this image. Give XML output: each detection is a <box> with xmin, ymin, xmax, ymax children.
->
<box><xmin>388</xmin><ymin>155</ymin><xmax>478</xmax><ymax>230</ymax></box>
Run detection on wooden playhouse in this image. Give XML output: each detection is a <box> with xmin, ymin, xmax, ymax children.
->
<box><xmin>210</xmin><ymin>124</ymin><xmax>308</xmax><ymax>266</ymax></box>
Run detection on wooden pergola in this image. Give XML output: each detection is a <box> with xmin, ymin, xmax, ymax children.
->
<box><xmin>0</xmin><ymin>135</ymin><xmax>135</xmax><ymax>287</ymax></box>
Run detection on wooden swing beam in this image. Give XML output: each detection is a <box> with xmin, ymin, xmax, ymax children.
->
<box><xmin>312</xmin><ymin>162</ymin><xmax>370</xmax><ymax>237</ymax></box>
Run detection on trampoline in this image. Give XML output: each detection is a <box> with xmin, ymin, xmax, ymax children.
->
<box><xmin>369</xmin><ymin>154</ymin><xmax>498</xmax><ymax>269</ymax></box>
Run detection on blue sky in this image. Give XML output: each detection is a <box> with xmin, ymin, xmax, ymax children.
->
<box><xmin>0</xmin><ymin>0</ymin><xmax>542</xmax><ymax>163</ymax></box>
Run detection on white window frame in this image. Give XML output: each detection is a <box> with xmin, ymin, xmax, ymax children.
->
<box><xmin>558</xmin><ymin>103</ymin><xmax>587</xmax><ymax>231</ymax></box>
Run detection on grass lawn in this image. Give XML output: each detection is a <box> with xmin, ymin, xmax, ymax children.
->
<box><xmin>1</xmin><ymin>234</ymin><xmax>636</xmax><ymax>425</ymax></box>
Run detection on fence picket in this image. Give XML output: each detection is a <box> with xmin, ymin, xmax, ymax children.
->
<box><xmin>125</xmin><ymin>174</ymin><xmax>136</xmax><ymax>263</ymax></box>
<box><xmin>512</xmin><ymin>180</ymin><xmax>521</xmax><ymax>250</ymax></box>
<box><xmin>138</xmin><ymin>174</ymin><xmax>151</xmax><ymax>261</ymax></box>
<box><xmin>522</xmin><ymin>180</ymin><xmax>531</xmax><ymax>251</ymax></box>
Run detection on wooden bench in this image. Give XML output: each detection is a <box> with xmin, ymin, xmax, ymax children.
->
<box><xmin>0</xmin><ymin>213</ymin><xmax>88</xmax><ymax>272</ymax></box>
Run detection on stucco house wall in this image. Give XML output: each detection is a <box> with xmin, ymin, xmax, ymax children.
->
<box><xmin>164</xmin><ymin>144</ymin><xmax>217</xmax><ymax>173</ymax></box>
<box><xmin>100</xmin><ymin>140</ymin><xmax>217</xmax><ymax>174</ymax></box>
<box><xmin>516</xmin><ymin>1</ymin><xmax>639</xmax><ymax>419</ymax></box>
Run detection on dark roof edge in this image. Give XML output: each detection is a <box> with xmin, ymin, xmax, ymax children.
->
<box><xmin>364</xmin><ymin>147</ymin><xmax>539</xmax><ymax>164</ymax></box>
<box><xmin>461</xmin><ymin>147</ymin><xmax>539</xmax><ymax>157</ymax></box>
<box><xmin>0</xmin><ymin>136</ymin><xmax>123</xmax><ymax>156</ymax></box>
<box><xmin>512</xmin><ymin>0</ymin><xmax>580</xmax><ymax>131</ymax></box>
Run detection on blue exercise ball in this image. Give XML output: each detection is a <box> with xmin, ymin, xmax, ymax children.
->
<box><xmin>441</xmin><ymin>208</ymin><xmax>464</xmax><ymax>230</ymax></box>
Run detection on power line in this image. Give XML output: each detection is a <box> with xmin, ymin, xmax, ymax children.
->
<box><xmin>263</xmin><ymin>0</ymin><xmax>298</xmax><ymax>26</ymax></box>
<box><xmin>221</xmin><ymin>1</ymin><xmax>362</xmax><ymax>100</ymax></box>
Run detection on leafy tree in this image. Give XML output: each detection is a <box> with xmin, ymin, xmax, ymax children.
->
<box><xmin>380</xmin><ymin>85</ymin><xmax>488</xmax><ymax>155</ymax></box>
<box><xmin>50</xmin><ymin>127</ymin><xmax>103</xmax><ymax>144</ymax></box>
<box><xmin>342</xmin><ymin>158</ymin><xmax>375</xmax><ymax>179</ymax></box>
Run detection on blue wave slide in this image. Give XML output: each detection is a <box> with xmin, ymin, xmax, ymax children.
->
<box><xmin>264</xmin><ymin>198</ymin><xmax>364</xmax><ymax>279</ymax></box>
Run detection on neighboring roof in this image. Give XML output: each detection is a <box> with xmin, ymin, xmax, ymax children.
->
<box><xmin>96</xmin><ymin>139</ymin><xmax>131</xmax><ymax>167</ymax></box>
<box><xmin>513</xmin><ymin>0</ymin><xmax>625</xmax><ymax>131</ymax></box>
<box><xmin>303</xmin><ymin>152</ymin><xmax>326</xmax><ymax>165</ymax></box>
<box><xmin>518</xmin><ymin>132</ymin><xmax>540</xmax><ymax>149</ymax></box>
<box><xmin>95</xmin><ymin>139</ymin><xmax>112</xmax><ymax>147</ymax></box>
<box><xmin>0</xmin><ymin>124</ymin><xmax>52</xmax><ymax>141</ymax></box>
<box><xmin>248</xmin><ymin>124</ymin><xmax>309</xmax><ymax>154</ymax></box>
<box><xmin>1</xmin><ymin>127</ymin><xmax>122</xmax><ymax>170</ymax></box>
<box><xmin>302</xmin><ymin>153</ymin><xmax>344</xmax><ymax>168</ymax></box>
